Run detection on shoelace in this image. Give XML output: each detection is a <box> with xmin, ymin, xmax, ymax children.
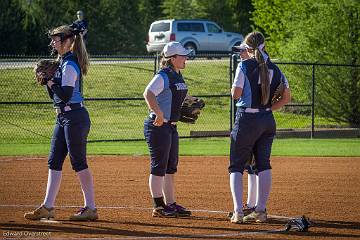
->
<box><xmin>76</xmin><ymin>207</ymin><xmax>87</xmax><ymax>214</ymax></box>
<box><xmin>170</xmin><ymin>203</ymin><xmax>185</xmax><ymax>211</ymax></box>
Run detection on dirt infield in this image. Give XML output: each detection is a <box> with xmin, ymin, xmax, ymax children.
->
<box><xmin>0</xmin><ymin>156</ymin><xmax>359</xmax><ymax>239</ymax></box>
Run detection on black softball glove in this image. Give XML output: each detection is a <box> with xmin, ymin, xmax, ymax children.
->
<box><xmin>179</xmin><ymin>96</ymin><xmax>205</xmax><ymax>124</ymax></box>
<box><xmin>285</xmin><ymin>215</ymin><xmax>312</xmax><ymax>232</ymax></box>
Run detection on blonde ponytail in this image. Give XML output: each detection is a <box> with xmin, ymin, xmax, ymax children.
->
<box><xmin>159</xmin><ymin>52</ymin><xmax>173</xmax><ymax>69</ymax></box>
<box><xmin>72</xmin><ymin>34</ymin><xmax>89</xmax><ymax>76</ymax></box>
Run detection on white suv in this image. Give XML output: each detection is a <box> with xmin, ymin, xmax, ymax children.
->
<box><xmin>146</xmin><ymin>19</ymin><xmax>243</xmax><ymax>55</ymax></box>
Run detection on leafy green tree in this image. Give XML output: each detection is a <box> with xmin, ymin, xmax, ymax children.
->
<box><xmin>0</xmin><ymin>0</ymin><xmax>27</xmax><ymax>54</ymax></box>
<box><xmin>280</xmin><ymin>1</ymin><xmax>360</xmax><ymax>127</ymax></box>
<box><xmin>138</xmin><ymin>0</ymin><xmax>163</xmax><ymax>30</ymax></box>
<box><xmin>6</xmin><ymin>0</ymin><xmax>50</xmax><ymax>54</ymax></box>
<box><xmin>251</xmin><ymin>0</ymin><xmax>292</xmax><ymax>57</ymax></box>
<box><xmin>161</xmin><ymin>0</ymin><xmax>247</xmax><ymax>34</ymax></box>
<box><xmin>76</xmin><ymin>0</ymin><xmax>144</xmax><ymax>54</ymax></box>
<box><xmin>252</xmin><ymin>0</ymin><xmax>360</xmax><ymax>126</ymax></box>
<box><xmin>1</xmin><ymin>0</ymin><xmax>146</xmax><ymax>55</ymax></box>
<box><xmin>227</xmin><ymin>0</ymin><xmax>253</xmax><ymax>35</ymax></box>
<box><xmin>161</xmin><ymin>0</ymin><xmax>200</xmax><ymax>19</ymax></box>
<box><xmin>1</xmin><ymin>0</ymin><xmax>85</xmax><ymax>54</ymax></box>
<box><xmin>191</xmin><ymin>1</ymin><xmax>233</xmax><ymax>30</ymax></box>
<box><xmin>1</xmin><ymin>0</ymin><xmax>255</xmax><ymax>55</ymax></box>
<box><xmin>138</xmin><ymin>0</ymin><xmax>164</xmax><ymax>46</ymax></box>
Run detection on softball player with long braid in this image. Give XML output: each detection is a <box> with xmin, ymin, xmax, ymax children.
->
<box><xmin>235</xmin><ymin>43</ymin><xmax>258</xmax><ymax>215</ymax></box>
<box><xmin>24</xmin><ymin>24</ymin><xmax>98</xmax><ymax>221</ymax></box>
<box><xmin>229</xmin><ymin>31</ymin><xmax>291</xmax><ymax>224</ymax></box>
<box><xmin>143</xmin><ymin>42</ymin><xmax>192</xmax><ymax>218</ymax></box>
<box><xmin>237</xmin><ymin>43</ymin><xmax>279</xmax><ymax>214</ymax></box>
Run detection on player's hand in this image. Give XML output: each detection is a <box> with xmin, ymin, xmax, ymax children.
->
<box><xmin>153</xmin><ymin>112</ymin><xmax>164</xmax><ymax>127</ymax></box>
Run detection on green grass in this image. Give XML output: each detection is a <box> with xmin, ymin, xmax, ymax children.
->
<box><xmin>0</xmin><ymin>138</ymin><xmax>359</xmax><ymax>157</ymax></box>
<box><xmin>0</xmin><ymin>102</ymin><xmax>341</xmax><ymax>144</ymax></box>
<box><xmin>0</xmin><ymin>101</ymin><xmax>345</xmax><ymax>144</ymax></box>
<box><xmin>0</xmin><ymin>60</ymin><xmax>231</xmax><ymax>101</ymax></box>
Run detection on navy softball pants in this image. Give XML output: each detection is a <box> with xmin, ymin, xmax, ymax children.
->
<box><xmin>144</xmin><ymin>119</ymin><xmax>179</xmax><ymax>176</ymax></box>
<box><xmin>229</xmin><ymin>108</ymin><xmax>276</xmax><ymax>174</ymax></box>
<box><xmin>48</xmin><ymin>108</ymin><xmax>91</xmax><ymax>172</ymax></box>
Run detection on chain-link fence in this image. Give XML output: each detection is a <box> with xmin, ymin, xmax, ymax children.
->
<box><xmin>0</xmin><ymin>55</ymin><xmax>359</xmax><ymax>144</ymax></box>
<box><xmin>271</xmin><ymin>62</ymin><xmax>359</xmax><ymax>138</ymax></box>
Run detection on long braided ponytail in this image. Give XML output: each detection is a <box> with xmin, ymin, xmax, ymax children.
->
<box><xmin>244</xmin><ymin>32</ymin><xmax>270</xmax><ymax>105</ymax></box>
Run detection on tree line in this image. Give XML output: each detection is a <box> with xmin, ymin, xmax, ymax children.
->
<box><xmin>1</xmin><ymin>0</ymin><xmax>358</xmax><ymax>62</ymax></box>
<box><xmin>0</xmin><ymin>0</ymin><xmax>253</xmax><ymax>55</ymax></box>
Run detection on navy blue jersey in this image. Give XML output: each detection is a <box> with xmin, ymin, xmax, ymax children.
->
<box><xmin>234</xmin><ymin>58</ymin><xmax>287</xmax><ymax>109</ymax></box>
<box><xmin>52</xmin><ymin>52</ymin><xmax>83</xmax><ymax>107</ymax></box>
<box><xmin>146</xmin><ymin>67</ymin><xmax>188</xmax><ymax>122</ymax></box>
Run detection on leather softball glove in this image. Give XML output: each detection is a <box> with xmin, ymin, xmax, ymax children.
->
<box><xmin>34</xmin><ymin>59</ymin><xmax>60</xmax><ymax>85</ymax></box>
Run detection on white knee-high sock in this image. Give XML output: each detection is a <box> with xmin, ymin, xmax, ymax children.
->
<box><xmin>43</xmin><ymin>169</ymin><xmax>62</xmax><ymax>209</ymax></box>
<box><xmin>256</xmin><ymin>169</ymin><xmax>272</xmax><ymax>212</ymax></box>
<box><xmin>149</xmin><ymin>174</ymin><xmax>164</xmax><ymax>198</ymax></box>
<box><xmin>163</xmin><ymin>174</ymin><xmax>175</xmax><ymax>204</ymax></box>
<box><xmin>247</xmin><ymin>173</ymin><xmax>257</xmax><ymax>208</ymax></box>
<box><xmin>230</xmin><ymin>172</ymin><xmax>243</xmax><ymax>214</ymax></box>
<box><xmin>77</xmin><ymin>168</ymin><xmax>96</xmax><ymax>210</ymax></box>
<box><xmin>255</xmin><ymin>174</ymin><xmax>259</xmax><ymax>207</ymax></box>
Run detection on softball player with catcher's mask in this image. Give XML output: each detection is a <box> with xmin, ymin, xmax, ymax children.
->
<box><xmin>24</xmin><ymin>24</ymin><xmax>98</xmax><ymax>221</ymax></box>
<box><xmin>229</xmin><ymin>31</ymin><xmax>291</xmax><ymax>224</ymax></box>
<box><xmin>143</xmin><ymin>42</ymin><xmax>192</xmax><ymax>218</ymax></box>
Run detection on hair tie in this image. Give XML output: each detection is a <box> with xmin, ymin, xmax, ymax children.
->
<box><xmin>256</xmin><ymin>43</ymin><xmax>268</xmax><ymax>62</ymax></box>
<box><xmin>69</xmin><ymin>22</ymin><xmax>85</xmax><ymax>35</ymax></box>
<box><xmin>258</xmin><ymin>43</ymin><xmax>265</xmax><ymax>51</ymax></box>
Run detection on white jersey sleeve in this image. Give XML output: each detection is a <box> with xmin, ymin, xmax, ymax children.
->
<box><xmin>61</xmin><ymin>64</ymin><xmax>78</xmax><ymax>87</ymax></box>
<box><xmin>145</xmin><ymin>74</ymin><xmax>164</xmax><ymax>96</ymax></box>
<box><xmin>232</xmin><ymin>65</ymin><xmax>245</xmax><ymax>88</ymax></box>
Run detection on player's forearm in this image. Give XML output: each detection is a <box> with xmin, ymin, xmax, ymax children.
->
<box><xmin>50</xmin><ymin>85</ymin><xmax>74</xmax><ymax>103</ymax></box>
<box><xmin>271</xmin><ymin>88</ymin><xmax>291</xmax><ymax>111</ymax></box>
<box><xmin>231</xmin><ymin>87</ymin><xmax>242</xmax><ymax>100</ymax></box>
<box><xmin>143</xmin><ymin>90</ymin><xmax>162</xmax><ymax>116</ymax></box>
